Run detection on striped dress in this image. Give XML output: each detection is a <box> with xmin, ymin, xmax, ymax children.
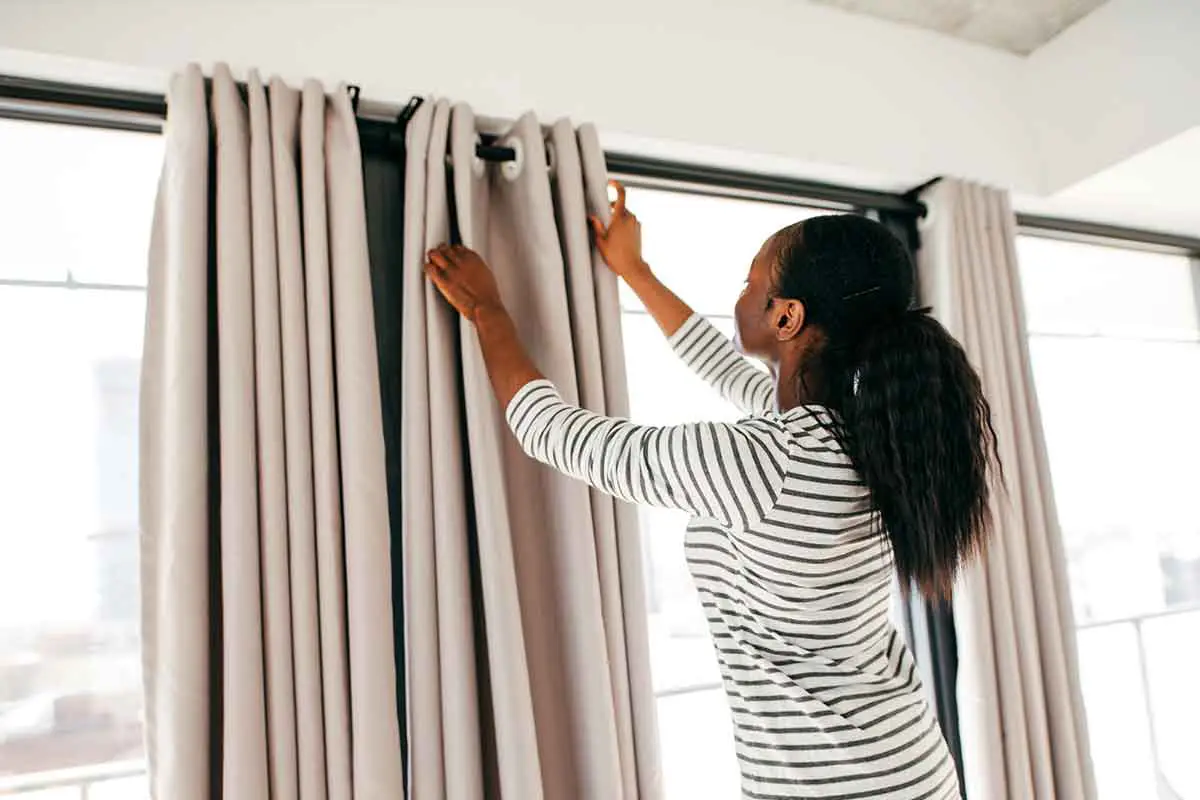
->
<box><xmin>506</xmin><ymin>314</ymin><xmax>960</xmax><ymax>800</ymax></box>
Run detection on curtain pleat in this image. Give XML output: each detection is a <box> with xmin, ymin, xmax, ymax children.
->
<box><xmin>211</xmin><ymin>64</ymin><xmax>271</xmax><ymax>800</ymax></box>
<box><xmin>247</xmin><ymin>72</ymin><xmax>300</xmax><ymax>800</ymax></box>
<box><xmin>141</xmin><ymin>64</ymin><xmax>211</xmax><ymax>800</ymax></box>
<box><xmin>325</xmin><ymin>80</ymin><xmax>406</xmax><ymax>799</ymax></box>
<box><xmin>401</xmin><ymin>98</ymin><xmax>495</xmax><ymax>800</ymax></box>
<box><xmin>270</xmin><ymin>76</ymin><xmax>330</xmax><ymax>800</ymax></box>
<box><xmin>361</xmin><ymin>90</ymin><xmax>410</xmax><ymax>787</ymax></box>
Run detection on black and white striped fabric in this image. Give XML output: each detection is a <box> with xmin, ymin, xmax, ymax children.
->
<box><xmin>506</xmin><ymin>314</ymin><xmax>960</xmax><ymax>799</ymax></box>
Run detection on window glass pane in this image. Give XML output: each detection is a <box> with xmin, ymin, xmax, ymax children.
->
<box><xmin>618</xmin><ymin>186</ymin><xmax>826</xmax><ymax>317</ymax></box>
<box><xmin>621</xmin><ymin>313</ymin><xmax>747</xmax><ymax>428</ymax></box>
<box><xmin>656</xmin><ymin>688</ymin><xmax>740</xmax><ymax>800</ymax></box>
<box><xmin>1017</xmin><ymin>236</ymin><xmax>1200</xmax><ymax>340</ymax></box>
<box><xmin>1030</xmin><ymin>336</ymin><xmax>1200</xmax><ymax>620</ymax></box>
<box><xmin>1074</xmin><ymin>624</ymin><xmax>1156</xmax><ymax>798</ymax></box>
<box><xmin>0</xmin><ymin>119</ymin><xmax>162</xmax><ymax>285</ymax></box>
<box><xmin>1020</xmin><ymin>236</ymin><xmax>1200</xmax><ymax>800</ymax></box>
<box><xmin>0</xmin><ymin>120</ymin><xmax>151</xmax><ymax>797</ymax></box>
<box><xmin>1142</xmin><ymin>610</ymin><xmax>1200</xmax><ymax>799</ymax></box>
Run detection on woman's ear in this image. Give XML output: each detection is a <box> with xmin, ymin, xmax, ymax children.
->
<box><xmin>773</xmin><ymin>299</ymin><xmax>806</xmax><ymax>341</ymax></box>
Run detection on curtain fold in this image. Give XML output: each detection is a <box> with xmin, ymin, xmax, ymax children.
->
<box><xmin>402</xmin><ymin>98</ymin><xmax>492</xmax><ymax>800</ymax></box>
<box><xmin>918</xmin><ymin>179</ymin><xmax>1096</xmax><ymax>800</ymax></box>
<box><xmin>140</xmin><ymin>63</ymin><xmax>404</xmax><ymax>800</ymax></box>
<box><xmin>401</xmin><ymin>99</ymin><xmax>661</xmax><ymax>799</ymax></box>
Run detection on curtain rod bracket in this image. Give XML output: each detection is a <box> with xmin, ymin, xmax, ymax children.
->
<box><xmin>904</xmin><ymin>176</ymin><xmax>942</xmax><ymax>217</ymax></box>
<box><xmin>397</xmin><ymin>95</ymin><xmax>423</xmax><ymax>127</ymax></box>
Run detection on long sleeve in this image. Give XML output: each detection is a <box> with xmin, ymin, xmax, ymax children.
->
<box><xmin>506</xmin><ymin>379</ymin><xmax>787</xmax><ymax>530</ymax></box>
<box><xmin>668</xmin><ymin>314</ymin><xmax>774</xmax><ymax>415</ymax></box>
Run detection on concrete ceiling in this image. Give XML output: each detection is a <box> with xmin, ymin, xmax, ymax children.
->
<box><xmin>810</xmin><ymin>0</ymin><xmax>1109</xmax><ymax>55</ymax></box>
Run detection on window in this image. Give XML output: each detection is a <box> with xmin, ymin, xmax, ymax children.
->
<box><xmin>0</xmin><ymin>118</ymin><xmax>162</xmax><ymax>797</ymax></box>
<box><xmin>1018</xmin><ymin>235</ymin><xmax>1200</xmax><ymax>800</ymax></box>
<box><xmin>615</xmin><ymin>186</ymin><xmax>833</xmax><ymax>798</ymax></box>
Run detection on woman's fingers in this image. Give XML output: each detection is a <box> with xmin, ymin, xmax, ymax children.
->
<box><xmin>425</xmin><ymin>260</ymin><xmax>465</xmax><ymax>311</ymax></box>
<box><xmin>609</xmin><ymin>179</ymin><xmax>626</xmax><ymax>214</ymax></box>
<box><xmin>589</xmin><ymin>215</ymin><xmax>607</xmax><ymax>241</ymax></box>
<box><xmin>424</xmin><ymin>258</ymin><xmax>449</xmax><ymax>285</ymax></box>
<box><xmin>429</xmin><ymin>243</ymin><xmax>473</xmax><ymax>269</ymax></box>
<box><xmin>428</xmin><ymin>269</ymin><xmax>452</xmax><ymax>297</ymax></box>
<box><xmin>428</xmin><ymin>245</ymin><xmax>460</xmax><ymax>271</ymax></box>
<box><xmin>423</xmin><ymin>261</ymin><xmax>447</xmax><ymax>295</ymax></box>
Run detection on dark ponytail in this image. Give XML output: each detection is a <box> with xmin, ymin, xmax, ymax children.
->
<box><xmin>773</xmin><ymin>216</ymin><xmax>999</xmax><ymax>599</ymax></box>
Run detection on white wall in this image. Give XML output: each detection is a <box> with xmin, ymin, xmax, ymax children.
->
<box><xmin>5</xmin><ymin>0</ymin><xmax>1200</xmax><ymax>233</ymax></box>
<box><xmin>1025</xmin><ymin>0</ymin><xmax>1200</xmax><ymax>193</ymax></box>
<box><xmin>0</xmin><ymin>0</ymin><xmax>1038</xmax><ymax>192</ymax></box>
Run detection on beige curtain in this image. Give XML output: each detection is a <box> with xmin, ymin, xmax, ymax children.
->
<box><xmin>140</xmin><ymin>64</ymin><xmax>404</xmax><ymax>799</ymax></box>
<box><xmin>402</xmin><ymin>100</ymin><xmax>661</xmax><ymax>799</ymax></box>
<box><xmin>918</xmin><ymin>179</ymin><xmax>1096</xmax><ymax>800</ymax></box>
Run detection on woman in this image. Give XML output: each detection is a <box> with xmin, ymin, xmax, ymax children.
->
<box><xmin>424</xmin><ymin>181</ymin><xmax>997</xmax><ymax>799</ymax></box>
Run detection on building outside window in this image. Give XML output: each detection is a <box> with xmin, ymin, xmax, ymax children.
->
<box><xmin>0</xmin><ymin>118</ymin><xmax>161</xmax><ymax>798</ymax></box>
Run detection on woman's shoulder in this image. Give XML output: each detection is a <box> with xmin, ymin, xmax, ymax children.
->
<box><xmin>747</xmin><ymin>407</ymin><xmax>861</xmax><ymax>479</ymax></box>
<box><xmin>747</xmin><ymin>405</ymin><xmax>844</xmax><ymax>447</ymax></box>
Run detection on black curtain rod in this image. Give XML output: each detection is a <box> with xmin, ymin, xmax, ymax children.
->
<box><xmin>1017</xmin><ymin>213</ymin><xmax>1200</xmax><ymax>254</ymax></box>
<box><xmin>606</xmin><ymin>152</ymin><xmax>928</xmax><ymax>219</ymax></box>
<box><xmin>0</xmin><ymin>73</ymin><xmax>167</xmax><ymax>117</ymax></box>
<box><xmin>0</xmin><ymin>73</ymin><xmax>517</xmax><ymax>162</ymax></box>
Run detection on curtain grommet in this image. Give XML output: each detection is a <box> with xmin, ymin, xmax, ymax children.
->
<box><xmin>501</xmin><ymin>138</ymin><xmax>524</xmax><ymax>182</ymax></box>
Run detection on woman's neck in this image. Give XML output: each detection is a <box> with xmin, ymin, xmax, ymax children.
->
<box><xmin>773</xmin><ymin>333</ymin><xmax>830</xmax><ymax>412</ymax></box>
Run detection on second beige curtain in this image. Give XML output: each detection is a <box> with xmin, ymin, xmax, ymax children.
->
<box><xmin>401</xmin><ymin>100</ymin><xmax>661</xmax><ymax>799</ymax></box>
<box><xmin>918</xmin><ymin>179</ymin><xmax>1096</xmax><ymax>800</ymax></box>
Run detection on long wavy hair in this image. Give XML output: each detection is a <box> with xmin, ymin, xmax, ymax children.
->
<box><xmin>772</xmin><ymin>215</ymin><xmax>999</xmax><ymax>598</ymax></box>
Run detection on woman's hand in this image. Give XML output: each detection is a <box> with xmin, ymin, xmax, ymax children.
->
<box><xmin>425</xmin><ymin>243</ymin><xmax>544</xmax><ymax>407</ymax></box>
<box><xmin>590</xmin><ymin>180</ymin><xmax>650</xmax><ymax>281</ymax></box>
<box><xmin>425</xmin><ymin>243</ymin><xmax>504</xmax><ymax>322</ymax></box>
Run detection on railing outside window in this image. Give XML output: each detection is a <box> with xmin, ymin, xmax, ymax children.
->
<box><xmin>0</xmin><ymin>760</ymin><xmax>146</xmax><ymax>799</ymax></box>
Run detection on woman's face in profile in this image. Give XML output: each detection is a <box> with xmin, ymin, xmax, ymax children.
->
<box><xmin>734</xmin><ymin>233</ymin><xmax>783</xmax><ymax>361</ymax></box>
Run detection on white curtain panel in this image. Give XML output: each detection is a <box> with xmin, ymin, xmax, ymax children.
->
<box><xmin>401</xmin><ymin>100</ymin><xmax>661</xmax><ymax>800</ymax></box>
<box><xmin>140</xmin><ymin>64</ymin><xmax>404</xmax><ymax>800</ymax></box>
<box><xmin>918</xmin><ymin>179</ymin><xmax>1096</xmax><ymax>800</ymax></box>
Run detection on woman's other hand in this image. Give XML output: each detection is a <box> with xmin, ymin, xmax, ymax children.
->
<box><xmin>590</xmin><ymin>180</ymin><xmax>650</xmax><ymax>281</ymax></box>
<box><xmin>425</xmin><ymin>243</ymin><xmax>504</xmax><ymax>322</ymax></box>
